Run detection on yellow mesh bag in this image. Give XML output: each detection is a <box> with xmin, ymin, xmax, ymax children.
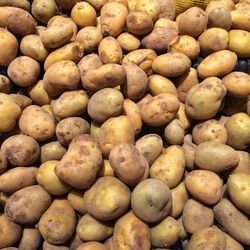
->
<box><xmin>174</xmin><ymin>0</ymin><xmax>211</xmax><ymax>14</ymax></box>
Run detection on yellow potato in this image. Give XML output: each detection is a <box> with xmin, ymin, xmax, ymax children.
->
<box><xmin>117</xmin><ymin>32</ymin><xmax>141</xmax><ymax>52</ymax></box>
<box><xmin>135</xmin><ymin>0</ymin><xmax>160</xmax><ymax>22</ymax></box>
<box><xmin>231</xmin><ymin>8</ymin><xmax>250</xmax><ymax>31</ymax></box>
<box><xmin>176</xmin><ymin>102</ymin><xmax>192</xmax><ymax>131</ymax></box>
<box><xmin>154</xmin><ymin>18</ymin><xmax>178</xmax><ymax>32</ymax></box>
<box><xmin>164</xmin><ymin>119</ymin><xmax>185</xmax><ymax>145</ymax></box>
<box><xmin>67</xmin><ymin>189</ymin><xmax>87</xmax><ymax>214</ymax></box>
<box><xmin>41</xmin><ymin>141</ymin><xmax>66</xmax><ymax>163</ymax></box>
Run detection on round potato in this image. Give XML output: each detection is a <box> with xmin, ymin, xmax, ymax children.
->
<box><xmin>135</xmin><ymin>0</ymin><xmax>160</xmax><ymax>22</ymax></box>
<box><xmin>164</xmin><ymin>119</ymin><xmax>185</xmax><ymax>145</ymax></box>
<box><xmin>41</xmin><ymin>141</ymin><xmax>66</xmax><ymax>163</ymax></box>
<box><xmin>0</xmin><ymin>75</ymin><xmax>11</xmax><ymax>94</ymax></box>
<box><xmin>231</xmin><ymin>8</ymin><xmax>250</xmax><ymax>31</ymax></box>
<box><xmin>117</xmin><ymin>32</ymin><xmax>141</xmax><ymax>52</ymax></box>
<box><xmin>67</xmin><ymin>189</ymin><xmax>86</xmax><ymax>214</ymax></box>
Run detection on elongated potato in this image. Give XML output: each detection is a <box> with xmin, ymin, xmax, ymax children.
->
<box><xmin>18</xmin><ymin>228</ymin><xmax>41</xmax><ymax>250</ymax></box>
<box><xmin>67</xmin><ymin>189</ymin><xmax>86</xmax><ymax>215</ymax></box>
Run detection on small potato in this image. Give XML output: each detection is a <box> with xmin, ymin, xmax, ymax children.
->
<box><xmin>84</xmin><ymin>176</ymin><xmax>130</xmax><ymax>221</ymax></box>
<box><xmin>0</xmin><ymin>28</ymin><xmax>18</xmax><ymax>66</ymax></box>
<box><xmin>170</xmin><ymin>182</ymin><xmax>189</xmax><ymax>218</ymax></box>
<box><xmin>77</xmin><ymin>242</ymin><xmax>108</xmax><ymax>250</ymax></box>
<box><xmin>77</xmin><ymin>214</ymin><xmax>113</xmax><ymax>241</ymax></box>
<box><xmin>122</xmin><ymin>49</ymin><xmax>157</xmax><ymax>76</ymax></box>
<box><xmin>82</xmin><ymin>64</ymin><xmax>126</xmax><ymax>92</ymax></box>
<box><xmin>228</xmin><ymin>30</ymin><xmax>250</xmax><ymax>58</ymax></box>
<box><xmin>178</xmin><ymin>7</ymin><xmax>208</xmax><ymax>37</ymax></box>
<box><xmin>121</xmin><ymin>62</ymin><xmax>148</xmax><ymax>101</ymax></box>
<box><xmin>151</xmin><ymin>217</ymin><xmax>180</xmax><ymax>248</ymax></box>
<box><xmin>0</xmin><ymin>150</ymin><xmax>7</xmax><ymax>174</ymax></box>
<box><xmin>7</xmin><ymin>56</ymin><xmax>40</xmax><ymax>87</ymax></box>
<box><xmin>0</xmin><ymin>167</ymin><xmax>37</xmax><ymax>194</ymax></box>
<box><xmin>10</xmin><ymin>94</ymin><xmax>32</xmax><ymax>111</ymax></box>
<box><xmin>126</xmin><ymin>11</ymin><xmax>153</xmax><ymax>36</ymax></box>
<box><xmin>182</xmin><ymin>199</ymin><xmax>214</xmax><ymax>234</ymax></box>
<box><xmin>56</xmin><ymin>117</ymin><xmax>90</xmax><ymax>146</ymax></box>
<box><xmin>231</xmin><ymin>151</ymin><xmax>250</xmax><ymax>174</ymax></box>
<box><xmin>185</xmin><ymin>170</ymin><xmax>223</xmax><ymax>205</ymax></box>
<box><xmin>135</xmin><ymin>0</ymin><xmax>160</xmax><ymax>21</ymax></box>
<box><xmin>152</xmin><ymin>52</ymin><xmax>191</xmax><ymax>77</ymax></box>
<box><xmin>41</xmin><ymin>141</ymin><xmax>66</xmax><ymax>163</ymax></box>
<box><xmin>109</xmin><ymin>143</ymin><xmax>149</xmax><ymax>186</ymax></box>
<box><xmin>90</xmin><ymin>121</ymin><xmax>102</xmax><ymax>141</ymax></box>
<box><xmin>18</xmin><ymin>228</ymin><xmax>41</xmax><ymax>250</ymax></box>
<box><xmin>0</xmin><ymin>214</ymin><xmax>22</xmax><ymax>249</ymax></box>
<box><xmin>113</xmin><ymin>211</ymin><xmax>150</xmax><ymax>250</ymax></box>
<box><xmin>198</xmin><ymin>28</ymin><xmax>229</xmax><ymax>56</ymax></box>
<box><xmin>117</xmin><ymin>32</ymin><xmax>141</xmax><ymax>52</ymax></box>
<box><xmin>0</xmin><ymin>75</ymin><xmax>11</xmax><ymax>94</ymax></box>
<box><xmin>185</xmin><ymin>77</ymin><xmax>226</xmax><ymax>120</ymax></box>
<box><xmin>154</xmin><ymin>18</ymin><xmax>178</xmax><ymax>32</ymax></box>
<box><xmin>56</xmin><ymin>134</ymin><xmax>103</xmax><ymax>189</ymax></box>
<box><xmin>37</xmin><ymin>160</ymin><xmax>71</xmax><ymax>195</ymax></box>
<box><xmin>164</xmin><ymin>119</ymin><xmax>185</xmax><ymax>145</ymax></box>
<box><xmin>78</xmin><ymin>54</ymin><xmax>103</xmax><ymax>76</ymax></box>
<box><xmin>67</xmin><ymin>189</ymin><xmax>86</xmax><ymax>214</ymax></box>
<box><xmin>44</xmin><ymin>42</ymin><xmax>83</xmax><ymax>71</ymax></box>
<box><xmin>19</xmin><ymin>105</ymin><xmax>56</xmax><ymax>141</ymax></box>
<box><xmin>225</xmin><ymin>112</ymin><xmax>250</xmax><ymax>150</ymax></box>
<box><xmin>77</xmin><ymin>26</ymin><xmax>103</xmax><ymax>53</ymax></box>
<box><xmin>1</xmin><ymin>135</ymin><xmax>40</xmax><ymax>166</ymax></box>
<box><xmin>197</xmin><ymin>50</ymin><xmax>237</xmax><ymax>79</ymax></box>
<box><xmin>231</xmin><ymin>8</ymin><xmax>250</xmax><ymax>31</ymax></box>
<box><xmin>192</xmin><ymin>119</ymin><xmax>228</xmax><ymax>145</ymax></box>
<box><xmin>158</xmin><ymin>0</ymin><xmax>175</xmax><ymax>20</ymax></box>
<box><xmin>100</xmin><ymin>2</ymin><xmax>128</xmax><ymax>36</ymax></box>
<box><xmin>150</xmin><ymin>146</ymin><xmax>185</xmax><ymax>188</ymax></box>
<box><xmin>176</xmin><ymin>102</ymin><xmax>192</xmax><ymax>131</ymax></box>
<box><xmin>98</xmin><ymin>159</ymin><xmax>115</xmax><ymax>177</ymax></box>
<box><xmin>5</xmin><ymin>185</ymin><xmax>52</xmax><ymax>224</ymax></box>
<box><xmin>169</xmin><ymin>35</ymin><xmax>200</xmax><ymax>60</ymax></box>
<box><xmin>38</xmin><ymin>199</ymin><xmax>76</xmax><ymax>245</ymax></box>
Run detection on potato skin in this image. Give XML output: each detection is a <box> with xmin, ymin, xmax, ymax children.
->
<box><xmin>117</xmin><ymin>32</ymin><xmax>141</xmax><ymax>52</ymax></box>
<box><xmin>112</xmin><ymin>211</ymin><xmax>151</xmax><ymax>250</ymax></box>
<box><xmin>67</xmin><ymin>189</ymin><xmax>86</xmax><ymax>215</ymax></box>
<box><xmin>78</xmin><ymin>54</ymin><xmax>103</xmax><ymax>76</ymax></box>
<box><xmin>10</xmin><ymin>94</ymin><xmax>32</xmax><ymax>111</ymax></box>
<box><xmin>41</xmin><ymin>141</ymin><xmax>66</xmax><ymax>163</ymax></box>
<box><xmin>0</xmin><ymin>150</ymin><xmax>7</xmax><ymax>174</ymax></box>
<box><xmin>231</xmin><ymin>8</ymin><xmax>250</xmax><ymax>31</ymax></box>
<box><xmin>5</xmin><ymin>185</ymin><xmax>52</xmax><ymax>224</ymax></box>
<box><xmin>77</xmin><ymin>242</ymin><xmax>108</xmax><ymax>250</ymax></box>
<box><xmin>0</xmin><ymin>75</ymin><xmax>11</xmax><ymax>94</ymax></box>
<box><xmin>18</xmin><ymin>228</ymin><xmax>41</xmax><ymax>250</ymax></box>
<box><xmin>164</xmin><ymin>119</ymin><xmax>185</xmax><ymax>145</ymax></box>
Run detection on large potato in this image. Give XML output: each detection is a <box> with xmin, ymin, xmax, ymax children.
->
<box><xmin>1</xmin><ymin>135</ymin><xmax>40</xmax><ymax>166</ymax></box>
<box><xmin>41</xmin><ymin>141</ymin><xmax>66</xmax><ymax>163</ymax></box>
<box><xmin>67</xmin><ymin>189</ymin><xmax>86</xmax><ymax>215</ymax></box>
<box><xmin>56</xmin><ymin>134</ymin><xmax>103</xmax><ymax>189</ymax></box>
<box><xmin>113</xmin><ymin>211</ymin><xmax>151</xmax><ymax>250</ymax></box>
<box><xmin>150</xmin><ymin>146</ymin><xmax>185</xmax><ymax>188</ymax></box>
<box><xmin>117</xmin><ymin>32</ymin><xmax>141</xmax><ymax>52</ymax></box>
<box><xmin>5</xmin><ymin>185</ymin><xmax>52</xmax><ymax>224</ymax></box>
<box><xmin>38</xmin><ymin>199</ymin><xmax>76</xmax><ymax>245</ymax></box>
<box><xmin>231</xmin><ymin>8</ymin><xmax>250</xmax><ymax>31</ymax></box>
<box><xmin>18</xmin><ymin>228</ymin><xmax>41</xmax><ymax>250</ymax></box>
<box><xmin>84</xmin><ymin>176</ymin><xmax>130</xmax><ymax>221</ymax></box>
<box><xmin>185</xmin><ymin>170</ymin><xmax>223</xmax><ymax>205</ymax></box>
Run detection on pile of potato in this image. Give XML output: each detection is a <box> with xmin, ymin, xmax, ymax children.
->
<box><xmin>0</xmin><ymin>0</ymin><xmax>250</xmax><ymax>249</ymax></box>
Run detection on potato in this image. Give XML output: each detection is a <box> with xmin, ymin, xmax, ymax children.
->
<box><xmin>90</xmin><ymin>121</ymin><xmax>102</xmax><ymax>141</ymax></box>
<box><xmin>0</xmin><ymin>150</ymin><xmax>7</xmax><ymax>174</ymax></box>
<box><xmin>100</xmin><ymin>2</ymin><xmax>128</xmax><ymax>36</ymax></box>
<box><xmin>40</xmin><ymin>141</ymin><xmax>66</xmax><ymax>163</ymax></box>
<box><xmin>225</xmin><ymin>112</ymin><xmax>250</xmax><ymax>150</ymax></box>
<box><xmin>159</xmin><ymin>0</ymin><xmax>175</xmax><ymax>20</ymax></box>
<box><xmin>185</xmin><ymin>77</ymin><xmax>226</xmax><ymax>120</ymax></box>
<box><xmin>121</xmin><ymin>62</ymin><xmax>147</xmax><ymax>100</ymax></box>
<box><xmin>0</xmin><ymin>75</ymin><xmax>11</xmax><ymax>94</ymax></box>
<box><xmin>113</xmin><ymin>211</ymin><xmax>150</xmax><ymax>250</ymax></box>
<box><xmin>5</xmin><ymin>185</ymin><xmax>52</xmax><ymax>224</ymax></box>
<box><xmin>98</xmin><ymin>159</ymin><xmax>115</xmax><ymax>177</ymax></box>
<box><xmin>0</xmin><ymin>214</ymin><xmax>22</xmax><ymax>248</ymax></box>
<box><xmin>117</xmin><ymin>32</ymin><xmax>140</xmax><ymax>52</ymax></box>
<box><xmin>169</xmin><ymin>35</ymin><xmax>200</xmax><ymax>60</ymax></box>
<box><xmin>43</xmin><ymin>60</ymin><xmax>80</xmax><ymax>97</ymax></box>
<box><xmin>44</xmin><ymin>42</ymin><xmax>83</xmax><ymax>71</ymax></box>
<box><xmin>170</xmin><ymin>182</ymin><xmax>189</xmax><ymax>218</ymax></box>
<box><xmin>18</xmin><ymin>228</ymin><xmax>41</xmax><ymax>250</ymax></box>
<box><xmin>178</xmin><ymin>7</ymin><xmax>208</xmax><ymax>37</ymax></box>
<box><xmin>87</xmin><ymin>88</ymin><xmax>123</xmax><ymax>123</ymax></box>
<box><xmin>187</xmin><ymin>227</ymin><xmax>226</xmax><ymax>250</ymax></box>
<box><xmin>56</xmin><ymin>134</ymin><xmax>102</xmax><ymax>189</ymax></box>
<box><xmin>7</xmin><ymin>56</ymin><xmax>40</xmax><ymax>87</ymax></box>
<box><xmin>0</xmin><ymin>0</ymin><xmax>30</xmax><ymax>11</ymax></box>
<box><xmin>135</xmin><ymin>0</ymin><xmax>160</xmax><ymax>21</ymax></box>
<box><xmin>142</xmin><ymin>28</ymin><xmax>178</xmax><ymax>54</ymax></box>
<box><xmin>198</xmin><ymin>28</ymin><xmax>229</xmax><ymax>56</ymax></box>
<box><xmin>38</xmin><ymin>199</ymin><xmax>76</xmax><ymax>245</ymax></box>
<box><xmin>228</xmin><ymin>30</ymin><xmax>250</xmax><ymax>58</ymax></box>
<box><xmin>0</xmin><ymin>192</ymin><xmax>8</xmax><ymax>208</ymax></box>
<box><xmin>214</xmin><ymin>199</ymin><xmax>250</xmax><ymax>245</ymax></box>
<box><xmin>43</xmin><ymin>241</ymin><xmax>69</xmax><ymax>250</ymax></box>
<box><xmin>207</xmin><ymin>7</ymin><xmax>232</xmax><ymax>30</ymax></box>
<box><xmin>164</xmin><ymin>119</ymin><xmax>185</xmax><ymax>145</ymax></box>
<box><xmin>126</xmin><ymin>11</ymin><xmax>153</xmax><ymax>36</ymax></box>
<box><xmin>55</xmin><ymin>0</ymin><xmax>78</xmax><ymax>10</ymax></box>
<box><xmin>151</xmin><ymin>216</ymin><xmax>180</xmax><ymax>248</ymax></box>
<box><xmin>139</xmin><ymin>93</ymin><xmax>180</xmax><ymax>127</ymax></box>
<box><xmin>86</xmin><ymin>0</ymin><xmax>107</xmax><ymax>10</ymax></box>
<box><xmin>84</xmin><ymin>176</ymin><xmax>130</xmax><ymax>221</ymax></box>
<box><xmin>1</xmin><ymin>135</ymin><xmax>40</xmax><ymax>166</ymax></box>
<box><xmin>19</xmin><ymin>105</ymin><xmax>56</xmax><ymax>141</ymax></box>
<box><xmin>152</xmin><ymin>52</ymin><xmax>191</xmax><ymax>77</ymax></box>
<box><xmin>154</xmin><ymin>18</ymin><xmax>178</xmax><ymax>32</ymax></box>
<box><xmin>81</xmin><ymin>64</ymin><xmax>126</xmax><ymax>92</ymax></box>
<box><xmin>178</xmin><ymin>217</ymin><xmax>188</xmax><ymax>241</ymax></box>
<box><xmin>67</xmin><ymin>189</ymin><xmax>86</xmax><ymax>214</ymax></box>
<box><xmin>206</xmin><ymin>0</ymin><xmax>235</xmax><ymax>12</ymax></box>
<box><xmin>197</xmin><ymin>50</ymin><xmax>237</xmax><ymax>79</ymax></box>
<box><xmin>0</xmin><ymin>7</ymin><xmax>36</xmax><ymax>36</ymax></box>
<box><xmin>122</xmin><ymin>99</ymin><xmax>142</xmax><ymax>134</ymax></box>
<box><xmin>78</xmin><ymin>54</ymin><xmax>103</xmax><ymax>77</ymax></box>
<box><xmin>10</xmin><ymin>94</ymin><xmax>32</xmax><ymax>111</ymax></box>
<box><xmin>122</xmin><ymin>49</ymin><xmax>157</xmax><ymax>76</ymax></box>
<box><xmin>176</xmin><ymin>103</ymin><xmax>192</xmax><ymax>131</ymax></box>
<box><xmin>185</xmin><ymin>170</ymin><xmax>223</xmax><ymax>205</ymax></box>
<box><xmin>231</xmin><ymin>8</ymin><xmax>250</xmax><ymax>31</ymax></box>
<box><xmin>77</xmin><ymin>214</ymin><xmax>113</xmax><ymax>242</ymax></box>
<box><xmin>150</xmin><ymin>146</ymin><xmax>185</xmax><ymax>188</ymax></box>
<box><xmin>77</xmin><ymin>242</ymin><xmax>108</xmax><ymax>250</ymax></box>
<box><xmin>0</xmin><ymin>28</ymin><xmax>18</xmax><ymax>66</ymax></box>
<box><xmin>231</xmin><ymin>151</ymin><xmax>250</xmax><ymax>174</ymax></box>
<box><xmin>0</xmin><ymin>167</ymin><xmax>37</xmax><ymax>194</ymax></box>
<box><xmin>68</xmin><ymin>234</ymin><xmax>84</xmax><ymax>250</ymax></box>
<box><xmin>71</xmin><ymin>2</ymin><xmax>96</xmax><ymax>27</ymax></box>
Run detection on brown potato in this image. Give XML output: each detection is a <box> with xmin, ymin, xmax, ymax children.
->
<box><xmin>135</xmin><ymin>0</ymin><xmax>160</xmax><ymax>21</ymax></box>
<box><xmin>9</xmin><ymin>94</ymin><xmax>32</xmax><ymax>111</ymax></box>
<box><xmin>67</xmin><ymin>189</ymin><xmax>86</xmax><ymax>214</ymax></box>
<box><xmin>113</xmin><ymin>211</ymin><xmax>151</xmax><ymax>250</ymax></box>
<box><xmin>231</xmin><ymin>8</ymin><xmax>250</xmax><ymax>31</ymax></box>
<box><xmin>78</xmin><ymin>54</ymin><xmax>103</xmax><ymax>76</ymax></box>
<box><xmin>164</xmin><ymin>119</ymin><xmax>185</xmax><ymax>145</ymax></box>
<box><xmin>150</xmin><ymin>146</ymin><xmax>185</xmax><ymax>188</ymax></box>
<box><xmin>1</xmin><ymin>135</ymin><xmax>40</xmax><ymax>166</ymax></box>
<box><xmin>77</xmin><ymin>242</ymin><xmax>108</xmax><ymax>250</ymax></box>
<box><xmin>159</xmin><ymin>0</ymin><xmax>175</xmax><ymax>20</ymax></box>
<box><xmin>43</xmin><ymin>241</ymin><xmax>69</xmax><ymax>250</ymax></box>
<box><xmin>7</xmin><ymin>56</ymin><xmax>40</xmax><ymax>87</ymax></box>
<box><xmin>0</xmin><ymin>75</ymin><xmax>11</xmax><ymax>94</ymax></box>
<box><xmin>84</xmin><ymin>176</ymin><xmax>130</xmax><ymax>221</ymax></box>
<box><xmin>5</xmin><ymin>185</ymin><xmax>52</xmax><ymax>224</ymax></box>
<box><xmin>231</xmin><ymin>151</ymin><xmax>250</xmax><ymax>174</ymax></box>
<box><xmin>56</xmin><ymin>134</ymin><xmax>103</xmax><ymax>189</ymax></box>
<box><xmin>154</xmin><ymin>18</ymin><xmax>178</xmax><ymax>32</ymax></box>
<box><xmin>0</xmin><ymin>0</ymin><xmax>30</xmax><ymax>11</ymax></box>
<box><xmin>41</xmin><ymin>141</ymin><xmax>66</xmax><ymax>163</ymax></box>
<box><xmin>185</xmin><ymin>170</ymin><xmax>223</xmax><ymax>205</ymax></box>
<box><xmin>0</xmin><ymin>150</ymin><xmax>7</xmax><ymax>174</ymax></box>
<box><xmin>117</xmin><ymin>32</ymin><xmax>141</xmax><ymax>52</ymax></box>
<box><xmin>19</xmin><ymin>105</ymin><xmax>56</xmax><ymax>141</ymax></box>
<box><xmin>18</xmin><ymin>228</ymin><xmax>41</xmax><ymax>250</ymax></box>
